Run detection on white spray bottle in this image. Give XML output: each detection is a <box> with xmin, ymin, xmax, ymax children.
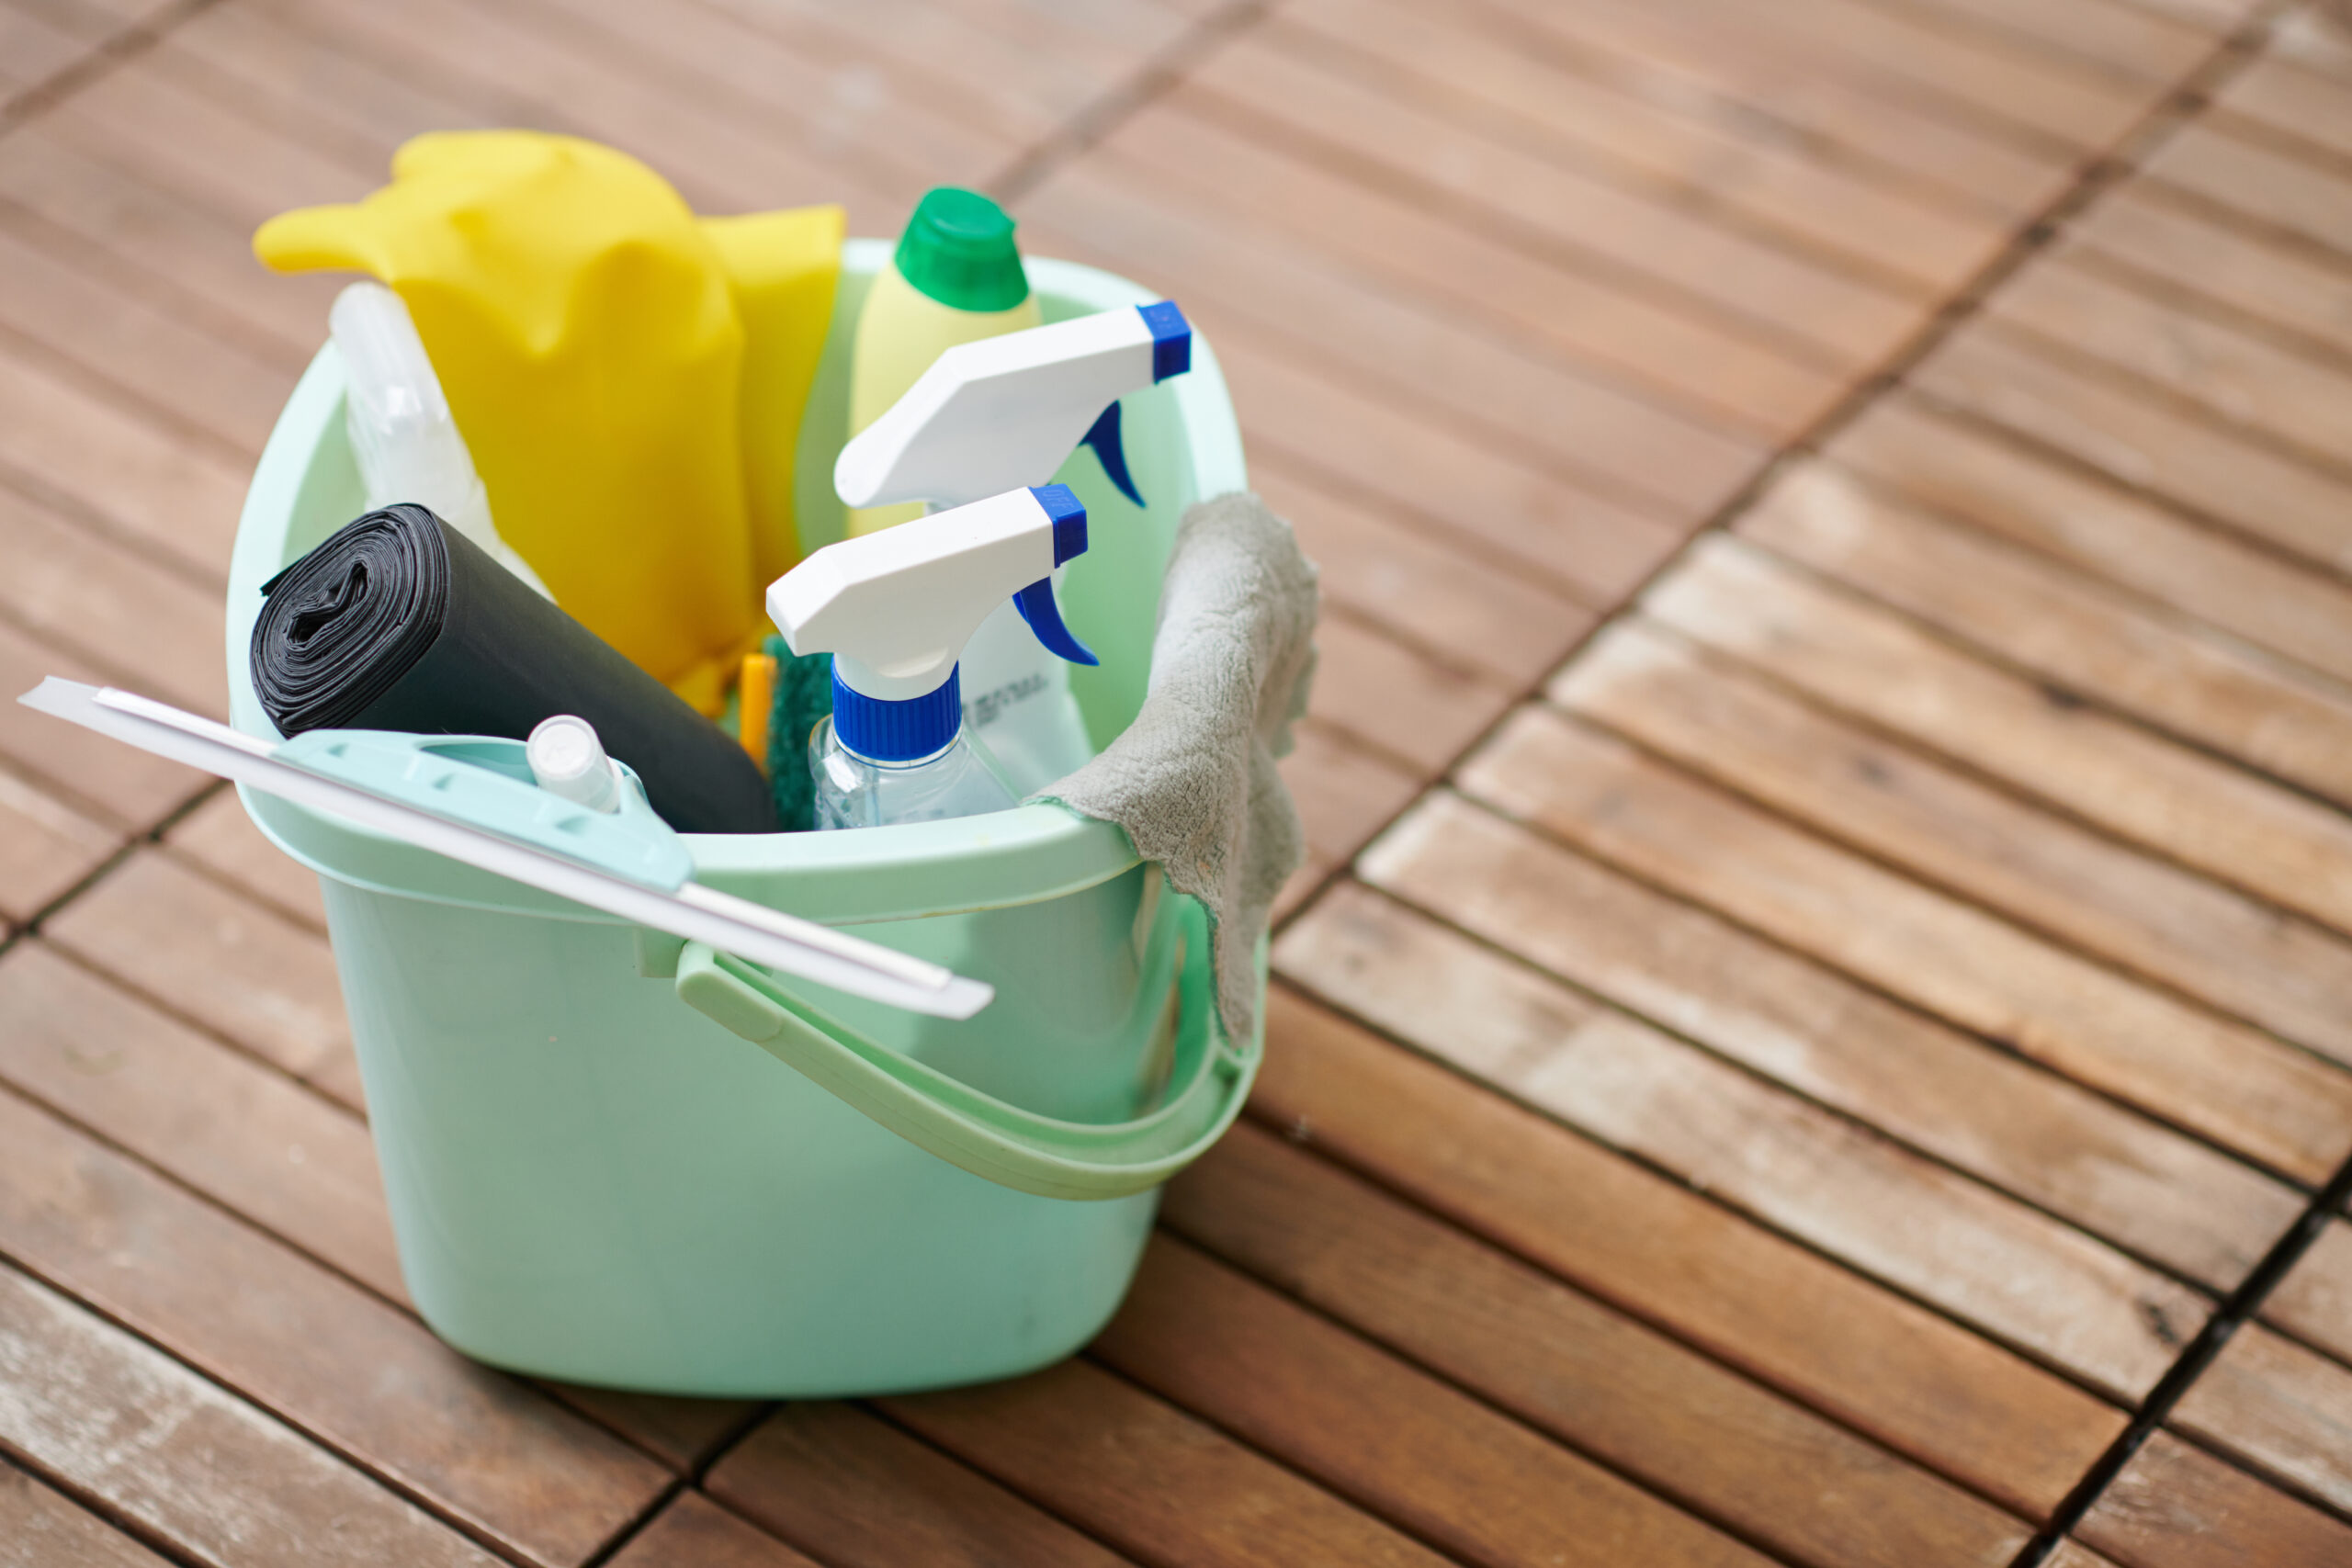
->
<box><xmin>769</xmin><ymin>484</ymin><xmax>1095</xmax><ymax>829</ymax></box>
<box><xmin>831</xmin><ymin>300</ymin><xmax>1191</xmax><ymax>795</ymax></box>
<box><xmin>330</xmin><ymin>281</ymin><xmax>553</xmax><ymax>599</ymax></box>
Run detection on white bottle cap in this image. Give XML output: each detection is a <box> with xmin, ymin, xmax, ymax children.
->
<box><xmin>526</xmin><ymin>715</ymin><xmax>622</xmax><ymax>813</ymax></box>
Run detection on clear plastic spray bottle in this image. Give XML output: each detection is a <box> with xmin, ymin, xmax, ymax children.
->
<box><xmin>768</xmin><ymin>484</ymin><xmax>1096</xmax><ymax>829</ymax></box>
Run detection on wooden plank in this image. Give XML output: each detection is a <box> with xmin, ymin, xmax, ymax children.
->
<box><xmin>0</xmin><ymin>940</ymin><xmax>399</xmax><ymax>1299</ymax></box>
<box><xmin>2046</xmin><ymin>1544</ymin><xmax>2128</xmax><ymax>1568</ymax></box>
<box><xmin>1892</xmin><ymin>0</ymin><xmax>2219</xmax><ymax>81</ymax></box>
<box><xmin>163</xmin><ymin>0</ymin><xmax>498</xmax><ymax>161</ymax></box>
<box><xmin>0</xmin><ymin>481</ymin><xmax>228</xmax><ymax>719</ymax></box>
<box><xmin>1247</xmin><ymin>985</ymin><xmax>2126</xmax><ymax>1517</ymax></box>
<box><xmin>1468</xmin><ymin>0</ymin><xmax>2077</xmax><ymax>215</ymax></box>
<box><xmin>2268</xmin><ymin>7</ymin><xmax>2352</xmax><ymax>82</ymax></box>
<box><xmin>1452</xmin><ymin>703</ymin><xmax>2352</xmax><ymax>1183</ymax></box>
<box><xmin>1590</xmin><ymin>0</ymin><xmax>2156</xmax><ymax>151</ymax></box>
<box><xmin>2064</xmin><ymin>183</ymin><xmax>2352</xmax><ymax>364</ymax></box>
<box><xmin>0</xmin><ymin>1081</ymin><xmax>669</xmax><ymax>1568</ymax></box>
<box><xmin>0</xmin><ymin>620</ymin><xmax>204</xmax><ymax>830</ymax></box>
<box><xmin>1288</xmin><ymin>865</ymin><xmax>2293</xmax><ymax>1294</ymax></box>
<box><xmin>684</xmin><ymin>0</ymin><xmax>1186</xmax><ymax>141</ymax></box>
<box><xmin>1557</xmin><ymin>615</ymin><xmax>2352</xmax><ymax>1072</ymax></box>
<box><xmin>1643</xmin><ymin>535</ymin><xmax>2352</xmax><ymax>953</ymax></box>
<box><xmin>1169</xmin><ymin>322</ymin><xmax>1704</xmax><ymax>567</ymax></box>
<box><xmin>1096</xmin><ymin>1235</ymin><xmax>1780</xmax><ymax>1568</ymax></box>
<box><xmin>1127</xmin><ymin>77</ymin><xmax>1856</xmax><ymax>438</ymax></box>
<box><xmin>0</xmin><ymin>127</ymin><xmax>333</xmax><ymax>361</ymax></box>
<box><xmin>1259</xmin><ymin>460</ymin><xmax>1592</xmax><ymax>680</ymax></box>
<box><xmin>2077</xmin><ymin>1431</ymin><xmax>2352</xmax><ymax>1567</ymax></box>
<box><xmin>44</xmin><ymin>54</ymin><xmax>379</xmax><ymax>237</ymax></box>
<box><xmin>1826</xmin><ymin>394</ymin><xmax>2352</xmax><ymax>687</ymax></box>
<box><xmin>710</xmin><ymin>1403</ymin><xmax>1135</xmax><ymax>1568</ymax></box>
<box><xmin>2212</xmin><ymin>52</ymin><xmax>2352</xmax><ymax>165</ymax></box>
<box><xmin>883</xmin><ymin>1360</ymin><xmax>1462</xmax><ymax>1568</ymax></box>
<box><xmin>1746</xmin><ymin>462</ymin><xmax>2352</xmax><ymax>816</ymax></box>
<box><xmin>1275</xmin><ymin>721</ymin><xmax>1424</xmax><ymax>868</ymax></box>
<box><xmin>1272</xmin><ymin>855</ymin><xmax>1332</xmax><ymax>928</ymax></box>
<box><xmin>224</xmin><ymin>0</ymin><xmax>911</xmax><ymax>227</ymax></box>
<box><xmin>1</xmin><ymin>1457</ymin><xmax>175</xmax><ymax>1568</ymax></box>
<box><xmin>2265</xmin><ymin>1220</ymin><xmax>2352</xmax><ymax>1365</ymax></box>
<box><xmin>605</xmin><ymin>1493</ymin><xmax>820</xmax><ymax>1568</ymax></box>
<box><xmin>164</xmin><ymin>787</ymin><xmax>327</xmax><ymax>933</ymax></box>
<box><xmin>45</xmin><ymin>850</ymin><xmax>355</xmax><ymax>1093</ymax></box>
<box><xmin>1183</xmin><ymin>21</ymin><xmax>1936</xmax><ymax>353</ymax></box>
<box><xmin>0</xmin><ymin>766</ymin><xmax>119</xmax><ymax>925</ymax></box>
<box><xmin>1985</xmin><ymin>255</ymin><xmax>2352</xmax><ymax>475</ymax></box>
<box><xmin>1276</xmin><ymin>875</ymin><xmax>2213</xmax><ymax>1399</ymax></box>
<box><xmin>1305</xmin><ymin>615</ymin><xmax>1517</xmax><ymax>775</ymax></box>
<box><xmin>467</xmin><ymin>0</ymin><xmax>1016</xmax><ymax>188</ymax></box>
<box><xmin>1017</xmin><ymin>164</ymin><xmax>1767</xmax><ymax>524</ymax></box>
<box><xmin>0</xmin><ymin>205</ymin><xmax>292</xmax><ymax>456</ymax></box>
<box><xmin>2144</xmin><ymin>119</ymin><xmax>2352</xmax><ymax>262</ymax></box>
<box><xmin>0</xmin><ymin>4</ymin><xmax>95</xmax><ymax>97</ymax></box>
<box><xmin>1164</xmin><ymin>1123</ymin><xmax>2034</xmax><ymax>1565</ymax></box>
<box><xmin>1278</xmin><ymin>0</ymin><xmax>2011</xmax><ymax>298</ymax></box>
<box><xmin>0</xmin><ymin>1258</ymin><xmax>502</xmax><ymax>1568</ymax></box>
<box><xmin>2172</xmin><ymin>1324</ymin><xmax>2352</xmax><ymax>1516</ymax></box>
<box><xmin>1911</xmin><ymin>327</ymin><xmax>2352</xmax><ymax>577</ymax></box>
<box><xmin>0</xmin><ymin>338</ymin><xmax>247</xmax><ymax>586</ymax></box>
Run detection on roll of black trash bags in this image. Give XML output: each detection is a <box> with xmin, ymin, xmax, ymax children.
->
<box><xmin>252</xmin><ymin>503</ymin><xmax>778</xmax><ymax>834</ymax></box>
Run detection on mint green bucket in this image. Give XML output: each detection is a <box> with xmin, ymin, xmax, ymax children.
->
<box><xmin>223</xmin><ymin>244</ymin><xmax>1259</xmax><ymax>1397</ymax></box>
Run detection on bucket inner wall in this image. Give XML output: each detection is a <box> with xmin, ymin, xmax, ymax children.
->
<box><xmin>224</xmin><ymin>248</ymin><xmax>1250</xmax><ymax>1395</ymax></box>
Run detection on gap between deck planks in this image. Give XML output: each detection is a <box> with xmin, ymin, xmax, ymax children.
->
<box><xmin>2</xmin><ymin>0</ymin><xmax>2340</xmax><ymax>1563</ymax></box>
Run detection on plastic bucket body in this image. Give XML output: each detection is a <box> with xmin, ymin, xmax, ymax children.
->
<box><xmin>225</xmin><ymin>246</ymin><xmax>1250</xmax><ymax>1396</ymax></box>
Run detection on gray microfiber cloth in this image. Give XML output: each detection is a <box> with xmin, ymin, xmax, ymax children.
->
<box><xmin>1040</xmin><ymin>491</ymin><xmax>1319</xmax><ymax>1046</ymax></box>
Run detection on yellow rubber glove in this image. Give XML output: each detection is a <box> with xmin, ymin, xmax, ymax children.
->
<box><xmin>257</xmin><ymin>131</ymin><xmax>781</xmax><ymax>715</ymax></box>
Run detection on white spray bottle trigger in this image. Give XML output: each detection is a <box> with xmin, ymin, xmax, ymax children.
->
<box><xmin>832</xmin><ymin>301</ymin><xmax>1191</xmax><ymax>513</ymax></box>
<box><xmin>770</xmin><ymin>484</ymin><xmax>1091</xmax><ymax>703</ymax></box>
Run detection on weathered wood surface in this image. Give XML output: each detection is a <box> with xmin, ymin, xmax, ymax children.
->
<box><xmin>8</xmin><ymin>0</ymin><xmax>2352</xmax><ymax>1561</ymax></box>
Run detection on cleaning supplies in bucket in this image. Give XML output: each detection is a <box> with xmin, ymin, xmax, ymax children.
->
<box><xmin>331</xmin><ymin>281</ymin><xmax>551</xmax><ymax>600</ymax></box>
<box><xmin>845</xmin><ymin>187</ymin><xmax>1043</xmax><ymax>537</ymax></box>
<box><xmin>770</xmin><ymin>485</ymin><xmax>1093</xmax><ymax>829</ymax></box>
<box><xmin>255</xmin><ymin>132</ymin><xmax>843</xmax><ymax>715</ymax></box>
<box><xmin>833</xmin><ymin>301</ymin><xmax>1193</xmax><ymax>794</ymax></box>
<box><xmin>251</xmin><ymin>503</ymin><xmax>777</xmax><ymax>834</ymax></box>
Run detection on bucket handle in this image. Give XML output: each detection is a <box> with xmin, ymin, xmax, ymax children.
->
<box><xmin>673</xmin><ymin>918</ymin><xmax>1257</xmax><ymax>1201</ymax></box>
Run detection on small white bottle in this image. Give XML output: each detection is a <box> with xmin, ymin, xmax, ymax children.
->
<box><xmin>769</xmin><ymin>485</ymin><xmax>1095</xmax><ymax>830</ymax></box>
<box><xmin>331</xmin><ymin>281</ymin><xmax>554</xmax><ymax>599</ymax></box>
<box><xmin>831</xmin><ymin>299</ymin><xmax>1192</xmax><ymax>795</ymax></box>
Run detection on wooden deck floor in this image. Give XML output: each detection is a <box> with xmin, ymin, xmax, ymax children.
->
<box><xmin>4</xmin><ymin>0</ymin><xmax>2352</xmax><ymax>1562</ymax></box>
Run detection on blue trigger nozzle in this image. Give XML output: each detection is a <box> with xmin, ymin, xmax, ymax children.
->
<box><xmin>1079</xmin><ymin>402</ymin><xmax>1144</xmax><ymax>509</ymax></box>
<box><xmin>1013</xmin><ymin>578</ymin><xmax>1097</xmax><ymax>668</ymax></box>
<box><xmin>1017</xmin><ymin>487</ymin><xmax>1097</xmax><ymax>666</ymax></box>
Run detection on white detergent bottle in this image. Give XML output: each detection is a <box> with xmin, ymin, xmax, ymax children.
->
<box><xmin>330</xmin><ymin>281</ymin><xmax>554</xmax><ymax>599</ymax></box>
<box><xmin>769</xmin><ymin>484</ymin><xmax>1096</xmax><ymax>829</ymax></box>
<box><xmin>831</xmin><ymin>300</ymin><xmax>1192</xmax><ymax>795</ymax></box>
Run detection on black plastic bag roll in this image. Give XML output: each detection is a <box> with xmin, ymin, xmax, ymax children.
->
<box><xmin>253</xmin><ymin>504</ymin><xmax>778</xmax><ymax>834</ymax></box>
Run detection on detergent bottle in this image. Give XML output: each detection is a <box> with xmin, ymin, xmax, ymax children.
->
<box><xmin>331</xmin><ymin>281</ymin><xmax>552</xmax><ymax>598</ymax></box>
<box><xmin>844</xmin><ymin>187</ymin><xmax>1042</xmax><ymax>537</ymax></box>
<box><xmin>832</xmin><ymin>300</ymin><xmax>1192</xmax><ymax>793</ymax></box>
<box><xmin>769</xmin><ymin>484</ymin><xmax>1092</xmax><ymax>829</ymax></box>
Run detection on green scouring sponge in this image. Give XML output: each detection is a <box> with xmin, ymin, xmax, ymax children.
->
<box><xmin>763</xmin><ymin>634</ymin><xmax>834</xmax><ymax>832</ymax></box>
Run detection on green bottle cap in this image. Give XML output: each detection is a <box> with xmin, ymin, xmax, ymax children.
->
<box><xmin>893</xmin><ymin>187</ymin><xmax>1030</xmax><ymax>313</ymax></box>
